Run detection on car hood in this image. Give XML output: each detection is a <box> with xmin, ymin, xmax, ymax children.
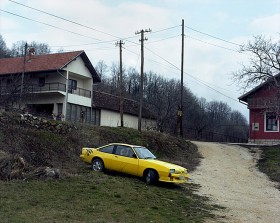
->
<box><xmin>143</xmin><ymin>159</ymin><xmax>186</xmax><ymax>170</ymax></box>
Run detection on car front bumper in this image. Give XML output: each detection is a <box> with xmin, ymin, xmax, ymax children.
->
<box><xmin>159</xmin><ymin>173</ymin><xmax>190</xmax><ymax>183</ymax></box>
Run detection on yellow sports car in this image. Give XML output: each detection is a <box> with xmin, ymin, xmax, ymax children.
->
<box><xmin>80</xmin><ymin>143</ymin><xmax>189</xmax><ymax>184</ymax></box>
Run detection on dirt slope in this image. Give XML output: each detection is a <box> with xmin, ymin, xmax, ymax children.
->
<box><xmin>190</xmin><ymin>141</ymin><xmax>280</xmax><ymax>223</ymax></box>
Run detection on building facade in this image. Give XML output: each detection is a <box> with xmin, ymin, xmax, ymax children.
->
<box><xmin>239</xmin><ymin>80</ymin><xmax>280</xmax><ymax>144</ymax></box>
<box><xmin>92</xmin><ymin>91</ymin><xmax>156</xmax><ymax>131</ymax></box>
<box><xmin>0</xmin><ymin>51</ymin><xmax>100</xmax><ymax>123</ymax></box>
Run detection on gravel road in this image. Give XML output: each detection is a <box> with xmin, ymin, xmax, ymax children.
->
<box><xmin>190</xmin><ymin>141</ymin><xmax>280</xmax><ymax>223</ymax></box>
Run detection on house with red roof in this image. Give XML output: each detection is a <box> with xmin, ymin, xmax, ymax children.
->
<box><xmin>0</xmin><ymin>50</ymin><xmax>100</xmax><ymax>123</ymax></box>
<box><xmin>239</xmin><ymin>78</ymin><xmax>280</xmax><ymax>144</ymax></box>
<box><xmin>0</xmin><ymin>50</ymin><xmax>156</xmax><ymax>130</ymax></box>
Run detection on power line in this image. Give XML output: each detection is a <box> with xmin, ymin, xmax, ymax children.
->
<box><xmin>185</xmin><ymin>35</ymin><xmax>241</xmax><ymax>53</ymax></box>
<box><xmin>144</xmin><ymin>47</ymin><xmax>240</xmax><ymax>103</ymax></box>
<box><xmin>50</xmin><ymin>40</ymin><xmax>119</xmax><ymax>48</ymax></box>
<box><xmin>7</xmin><ymin>0</ymin><xmax>179</xmax><ymax>47</ymax></box>
<box><xmin>184</xmin><ymin>73</ymin><xmax>240</xmax><ymax>103</ymax></box>
<box><xmin>7</xmin><ymin>0</ymin><xmax>119</xmax><ymax>39</ymax></box>
<box><xmin>7</xmin><ymin>0</ymin><xmax>244</xmax><ymax>54</ymax></box>
<box><xmin>145</xmin><ymin>35</ymin><xmax>181</xmax><ymax>45</ymax></box>
<box><xmin>4</xmin><ymin>1</ymin><xmax>243</xmax><ymax>102</ymax></box>
<box><xmin>126</xmin><ymin>47</ymin><xmax>239</xmax><ymax>99</ymax></box>
<box><xmin>0</xmin><ymin>9</ymin><xmax>102</xmax><ymax>42</ymax></box>
<box><xmin>149</xmin><ymin>25</ymin><xmax>180</xmax><ymax>34</ymax></box>
<box><xmin>185</xmin><ymin>25</ymin><xmax>241</xmax><ymax>47</ymax></box>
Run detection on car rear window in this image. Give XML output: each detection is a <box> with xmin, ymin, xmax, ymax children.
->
<box><xmin>99</xmin><ymin>145</ymin><xmax>114</xmax><ymax>154</ymax></box>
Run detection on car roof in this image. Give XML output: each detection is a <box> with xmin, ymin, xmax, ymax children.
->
<box><xmin>105</xmin><ymin>143</ymin><xmax>143</xmax><ymax>148</ymax></box>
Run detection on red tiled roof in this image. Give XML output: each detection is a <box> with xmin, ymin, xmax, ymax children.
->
<box><xmin>239</xmin><ymin>74</ymin><xmax>280</xmax><ymax>103</ymax></box>
<box><xmin>0</xmin><ymin>51</ymin><xmax>84</xmax><ymax>75</ymax></box>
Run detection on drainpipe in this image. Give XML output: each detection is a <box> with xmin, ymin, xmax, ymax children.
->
<box><xmin>91</xmin><ymin>84</ymin><xmax>93</xmax><ymax>124</ymax></box>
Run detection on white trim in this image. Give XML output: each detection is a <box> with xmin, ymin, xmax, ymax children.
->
<box><xmin>264</xmin><ymin>112</ymin><xmax>279</xmax><ymax>132</ymax></box>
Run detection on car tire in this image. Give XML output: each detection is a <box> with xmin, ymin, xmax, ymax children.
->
<box><xmin>92</xmin><ymin>158</ymin><xmax>104</xmax><ymax>172</ymax></box>
<box><xmin>144</xmin><ymin>169</ymin><xmax>158</xmax><ymax>185</ymax></box>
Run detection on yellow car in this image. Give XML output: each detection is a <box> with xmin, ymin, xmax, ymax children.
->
<box><xmin>80</xmin><ymin>143</ymin><xmax>189</xmax><ymax>184</ymax></box>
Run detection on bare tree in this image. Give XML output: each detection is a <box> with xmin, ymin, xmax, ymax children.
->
<box><xmin>0</xmin><ymin>35</ymin><xmax>11</xmax><ymax>58</ymax></box>
<box><xmin>95</xmin><ymin>60</ymin><xmax>108</xmax><ymax>80</ymax></box>
<box><xmin>233</xmin><ymin>35</ymin><xmax>280</xmax><ymax>90</ymax></box>
<box><xmin>29</xmin><ymin>41</ymin><xmax>51</xmax><ymax>55</ymax></box>
<box><xmin>10</xmin><ymin>41</ymin><xmax>51</xmax><ymax>57</ymax></box>
<box><xmin>94</xmin><ymin>60</ymin><xmax>109</xmax><ymax>92</ymax></box>
<box><xmin>233</xmin><ymin>35</ymin><xmax>280</xmax><ymax>117</ymax></box>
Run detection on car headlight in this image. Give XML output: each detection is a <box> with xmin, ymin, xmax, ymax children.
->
<box><xmin>169</xmin><ymin>169</ymin><xmax>175</xmax><ymax>174</ymax></box>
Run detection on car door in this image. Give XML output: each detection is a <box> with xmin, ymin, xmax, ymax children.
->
<box><xmin>111</xmin><ymin>145</ymin><xmax>139</xmax><ymax>176</ymax></box>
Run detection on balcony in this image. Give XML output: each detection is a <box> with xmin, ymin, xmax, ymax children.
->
<box><xmin>0</xmin><ymin>82</ymin><xmax>91</xmax><ymax>98</ymax></box>
<box><xmin>28</xmin><ymin>82</ymin><xmax>66</xmax><ymax>92</ymax></box>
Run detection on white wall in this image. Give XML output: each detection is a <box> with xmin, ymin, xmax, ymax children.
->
<box><xmin>68</xmin><ymin>94</ymin><xmax>91</xmax><ymax>107</ymax></box>
<box><xmin>100</xmin><ymin>109</ymin><xmax>156</xmax><ymax>131</ymax></box>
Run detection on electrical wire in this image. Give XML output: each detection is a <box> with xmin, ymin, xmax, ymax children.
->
<box><xmin>145</xmin><ymin>35</ymin><xmax>181</xmax><ymax>45</ymax></box>
<box><xmin>149</xmin><ymin>25</ymin><xmax>180</xmax><ymax>34</ymax></box>
<box><xmin>7</xmin><ymin>0</ymin><xmax>119</xmax><ymax>39</ymax></box>
<box><xmin>0</xmin><ymin>9</ymin><xmax>103</xmax><ymax>42</ymax></box>
<box><xmin>7</xmin><ymin>0</ymin><xmax>180</xmax><ymax>45</ymax></box>
<box><xmin>4</xmin><ymin>1</ymin><xmax>244</xmax><ymax>102</ymax></box>
<box><xmin>185</xmin><ymin>35</ymin><xmax>241</xmax><ymax>53</ymax></box>
<box><xmin>6</xmin><ymin>0</ymin><xmax>244</xmax><ymax>54</ymax></box>
<box><xmin>144</xmin><ymin>47</ymin><xmax>241</xmax><ymax>102</ymax></box>
<box><xmin>185</xmin><ymin>25</ymin><xmax>242</xmax><ymax>47</ymax></box>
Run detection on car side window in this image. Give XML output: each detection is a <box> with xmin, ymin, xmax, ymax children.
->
<box><xmin>99</xmin><ymin>145</ymin><xmax>114</xmax><ymax>154</ymax></box>
<box><xmin>115</xmin><ymin>146</ymin><xmax>135</xmax><ymax>158</ymax></box>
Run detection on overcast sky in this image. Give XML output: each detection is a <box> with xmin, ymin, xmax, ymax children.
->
<box><xmin>1</xmin><ymin>0</ymin><xmax>280</xmax><ymax>120</ymax></box>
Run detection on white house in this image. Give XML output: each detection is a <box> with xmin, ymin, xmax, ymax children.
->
<box><xmin>0</xmin><ymin>50</ymin><xmax>100</xmax><ymax>123</ymax></box>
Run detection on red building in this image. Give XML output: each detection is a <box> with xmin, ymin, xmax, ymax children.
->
<box><xmin>239</xmin><ymin>80</ymin><xmax>280</xmax><ymax>144</ymax></box>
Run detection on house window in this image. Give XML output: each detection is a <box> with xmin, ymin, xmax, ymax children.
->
<box><xmin>68</xmin><ymin>79</ymin><xmax>77</xmax><ymax>93</ymax></box>
<box><xmin>265</xmin><ymin>112</ymin><xmax>278</xmax><ymax>132</ymax></box>
<box><xmin>39</xmin><ymin>77</ymin><xmax>45</xmax><ymax>87</ymax></box>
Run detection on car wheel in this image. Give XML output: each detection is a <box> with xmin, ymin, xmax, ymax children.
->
<box><xmin>92</xmin><ymin>158</ymin><xmax>104</xmax><ymax>172</ymax></box>
<box><xmin>145</xmin><ymin>169</ymin><xmax>158</xmax><ymax>185</ymax></box>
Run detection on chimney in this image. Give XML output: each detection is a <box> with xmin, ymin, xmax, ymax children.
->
<box><xmin>28</xmin><ymin>47</ymin><xmax>35</xmax><ymax>61</ymax></box>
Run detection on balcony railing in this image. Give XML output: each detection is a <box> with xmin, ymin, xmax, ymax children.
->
<box><xmin>0</xmin><ymin>82</ymin><xmax>91</xmax><ymax>98</ymax></box>
<box><xmin>28</xmin><ymin>82</ymin><xmax>66</xmax><ymax>92</ymax></box>
<box><xmin>68</xmin><ymin>88</ymin><xmax>91</xmax><ymax>98</ymax></box>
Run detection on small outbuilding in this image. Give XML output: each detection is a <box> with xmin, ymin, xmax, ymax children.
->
<box><xmin>239</xmin><ymin>77</ymin><xmax>280</xmax><ymax>144</ymax></box>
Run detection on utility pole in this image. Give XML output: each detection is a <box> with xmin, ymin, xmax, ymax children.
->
<box><xmin>21</xmin><ymin>42</ymin><xmax>28</xmax><ymax>105</ymax></box>
<box><xmin>135</xmin><ymin>28</ymin><xmax>151</xmax><ymax>132</ymax></box>
<box><xmin>116</xmin><ymin>40</ymin><xmax>125</xmax><ymax>127</ymax></box>
<box><xmin>180</xmin><ymin>19</ymin><xmax>184</xmax><ymax>137</ymax></box>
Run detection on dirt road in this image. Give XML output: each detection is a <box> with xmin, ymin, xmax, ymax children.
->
<box><xmin>190</xmin><ymin>141</ymin><xmax>280</xmax><ymax>223</ymax></box>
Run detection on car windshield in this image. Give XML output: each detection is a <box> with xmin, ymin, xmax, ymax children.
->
<box><xmin>134</xmin><ymin>147</ymin><xmax>156</xmax><ymax>159</ymax></box>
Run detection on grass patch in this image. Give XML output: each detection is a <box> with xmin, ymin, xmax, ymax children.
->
<box><xmin>257</xmin><ymin>146</ymin><xmax>280</xmax><ymax>184</ymax></box>
<box><xmin>0</xmin><ymin>171</ymin><xmax>222</xmax><ymax>223</ymax></box>
<box><xmin>0</xmin><ymin>112</ymin><xmax>222</xmax><ymax>222</ymax></box>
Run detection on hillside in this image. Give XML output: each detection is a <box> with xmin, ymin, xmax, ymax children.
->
<box><xmin>0</xmin><ymin>112</ymin><xmax>228</xmax><ymax>222</ymax></box>
<box><xmin>0</xmin><ymin>111</ymin><xmax>200</xmax><ymax>179</ymax></box>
